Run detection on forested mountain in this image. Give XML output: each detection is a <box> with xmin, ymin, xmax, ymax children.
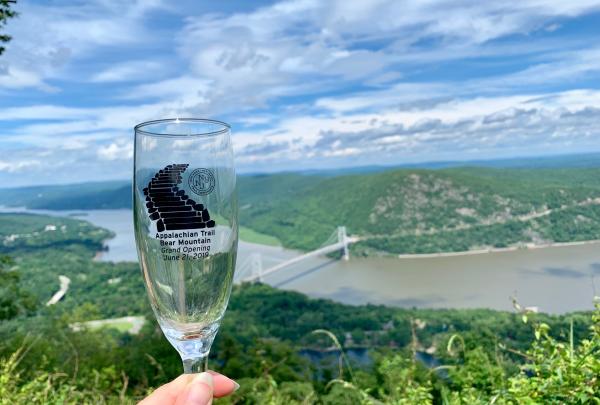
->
<box><xmin>3</xmin><ymin>165</ymin><xmax>600</xmax><ymax>254</ymax></box>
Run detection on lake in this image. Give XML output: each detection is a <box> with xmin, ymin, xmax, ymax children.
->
<box><xmin>2</xmin><ymin>207</ymin><xmax>598</xmax><ymax>314</ymax></box>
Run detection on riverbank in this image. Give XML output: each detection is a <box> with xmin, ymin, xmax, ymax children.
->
<box><xmin>2</xmin><ymin>207</ymin><xmax>597</xmax><ymax>313</ymax></box>
<box><xmin>394</xmin><ymin>239</ymin><xmax>600</xmax><ymax>259</ymax></box>
<box><xmin>4</xmin><ymin>205</ymin><xmax>600</xmax><ymax>261</ymax></box>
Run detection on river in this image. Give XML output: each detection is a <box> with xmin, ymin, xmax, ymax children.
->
<box><xmin>2</xmin><ymin>208</ymin><xmax>598</xmax><ymax>314</ymax></box>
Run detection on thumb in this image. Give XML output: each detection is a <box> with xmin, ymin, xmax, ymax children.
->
<box><xmin>175</xmin><ymin>372</ymin><xmax>214</xmax><ymax>405</ymax></box>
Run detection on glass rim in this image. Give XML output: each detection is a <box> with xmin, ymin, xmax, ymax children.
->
<box><xmin>134</xmin><ymin>118</ymin><xmax>230</xmax><ymax>138</ymax></box>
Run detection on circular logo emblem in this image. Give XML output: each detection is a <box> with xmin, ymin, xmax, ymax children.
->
<box><xmin>188</xmin><ymin>168</ymin><xmax>215</xmax><ymax>196</ymax></box>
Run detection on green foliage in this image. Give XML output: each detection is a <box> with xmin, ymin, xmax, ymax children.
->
<box><xmin>0</xmin><ymin>0</ymin><xmax>17</xmax><ymax>56</ymax></box>
<box><xmin>0</xmin><ymin>348</ymin><xmax>130</xmax><ymax>404</ymax></box>
<box><xmin>239</xmin><ymin>226</ymin><xmax>282</xmax><ymax>246</ymax></box>
<box><xmin>0</xmin><ymin>255</ymin><xmax>37</xmax><ymax>320</ymax></box>
<box><xmin>3</xmin><ymin>306</ymin><xmax>600</xmax><ymax>404</ymax></box>
<box><xmin>0</xmin><ymin>214</ymin><xmax>146</xmax><ymax>318</ymax></box>
<box><xmin>1</xmin><ymin>211</ymin><xmax>600</xmax><ymax>404</ymax></box>
<box><xmin>375</xmin><ymin>356</ymin><xmax>434</xmax><ymax>404</ymax></box>
<box><xmin>445</xmin><ymin>346</ymin><xmax>506</xmax><ymax>400</ymax></box>
<box><xmin>0</xmin><ymin>213</ymin><xmax>111</xmax><ymax>255</ymax></box>
<box><xmin>501</xmin><ymin>309</ymin><xmax>600</xmax><ymax>403</ymax></box>
<box><xmin>243</xmin><ymin>167</ymin><xmax>600</xmax><ymax>254</ymax></box>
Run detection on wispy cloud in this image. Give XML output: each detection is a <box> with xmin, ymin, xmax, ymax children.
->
<box><xmin>0</xmin><ymin>159</ymin><xmax>42</xmax><ymax>173</ymax></box>
<box><xmin>97</xmin><ymin>140</ymin><xmax>134</xmax><ymax>161</ymax></box>
<box><xmin>91</xmin><ymin>61</ymin><xmax>168</xmax><ymax>83</ymax></box>
<box><xmin>232</xmin><ymin>89</ymin><xmax>600</xmax><ymax>169</ymax></box>
<box><xmin>1</xmin><ymin>0</ymin><xmax>600</xmax><ymax>186</ymax></box>
<box><xmin>0</xmin><ymin>0</ymin><xmax>167</xmax><ymax>91</ymax></box>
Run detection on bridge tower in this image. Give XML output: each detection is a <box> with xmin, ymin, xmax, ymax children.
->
<box><xmin>337</xmin><ymin>226</ymin><xmax>349</xmax><ymax>261</ymax></box>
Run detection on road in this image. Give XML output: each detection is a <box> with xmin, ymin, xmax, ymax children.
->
<box><xmin>46</xmin><ymin>275</ymin><xmax>71</xmax><ymax>306</ymax></box>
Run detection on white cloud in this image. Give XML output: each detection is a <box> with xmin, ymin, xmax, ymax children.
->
<box><xmin>0</xmin><ymin>0</ymin><xmax>166</xmax><ymax>90</ymax></box>
<box><xmin>91</xmin><ymin>61</ymin><xmax>167</xmax><ymax>83</ymax></box>
<box><xmin>0</xmin><ymin>102</ymin><xmax>196</xmax><ymax>148</ymax></box>
<box><xmin>233</xmin><ymin>89</ymin><xmax>600</xmax><ymax>168</ymax></box>
<box><xmin>97</xmin><ymin>141</ymin><xmax>134</xmax><ymax>161</ymax></box>
<box><xmin>497</xmin><ymin>47</ymin><xmax>600</xmax><ymax>86</ymax></box>
<box><xmin>315</xmin><ymin>83</ymin><xmax>452</xmax><ymax>114</ymax></box>
<box><xmin>154</xmin><ymin>0</ymin><xmax>600</xmax><ymax>120</ymax></box>
<box><xmin>0</xmin><ymin>65</ymin><xmax>57</xmax><ymax>91</ymax></box>
<box><xmin>0</xmin><ymin>145</ymin><xmax>132</xmax><ymax>187</ymax></box>
<box><xmin>0</xmin><ymin>159</ymin><xmax>41</xmax><ymax>173</ymax></box>
<box><xmin>0</xmin><ymin>105</ymin><xmax>97</xmax><ymax>120</ymax></box>
<box><xmin>122</xmin><ymin>76</ymin><xmax>211</xmax><ymax>101</ymax></box>
<box><xmin>3</xmin><ymin>0</ymin><xmax>600</xmax><ymax>185</ymax></box>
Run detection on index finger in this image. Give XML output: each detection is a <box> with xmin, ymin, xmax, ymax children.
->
<box><xmin>138</xmin><ymin>371</ymin><xmax>239</xmax><ymax>404</ymax></box>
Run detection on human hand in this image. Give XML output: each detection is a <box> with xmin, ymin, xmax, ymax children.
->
<box><xmin>139</xmin><ymin>371</ymin><xmax>239</xmax><ymax>405</ymax></box>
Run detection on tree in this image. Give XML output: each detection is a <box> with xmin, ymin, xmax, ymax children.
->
<box><xmin>0</xmin><ymin>255</ymin><xmax>37</xmax><ymax>320</ymax></box>
<box><xmin>0</xmin><ymin>0</ymin><xmax>17</xmax><ymax>56</ymax></box>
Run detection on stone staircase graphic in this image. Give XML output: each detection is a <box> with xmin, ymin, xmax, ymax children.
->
<box><xmin>143</xmin><ymin>164</ymin><xmax>215</xmax><ymax>232</ymax></box>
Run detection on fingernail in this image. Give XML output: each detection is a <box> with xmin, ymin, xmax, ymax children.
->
<box><xmin>233</xmin><ymin>381</ymin><xmax>240</xmax><ymax>391</ymax></box>
<box><xmin>186</xmin><ymin>372</ymin><xmax>213</xmax><ymax>404</ymax></box>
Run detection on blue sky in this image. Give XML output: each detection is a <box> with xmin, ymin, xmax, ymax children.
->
<box><xmin>1</xmin><ymin>0</ymin><xmax>600</xmax><ymax>187</ymax></box>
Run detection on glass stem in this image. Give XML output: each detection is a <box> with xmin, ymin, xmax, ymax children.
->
<box><xmin>182</xmin><ymin>356</ymin><xmax>208</xmax><ymax>374</ymax></box>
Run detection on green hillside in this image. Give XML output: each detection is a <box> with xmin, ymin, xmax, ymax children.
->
<box><xmin>0</xmin><ymin>213</ymin><xmax>598</xmax><ymax>403</ymax></box>
<box><xmin>239</xmin><ymin>167</ymin><xmax>600</xmax><ymax>254</ymax></box>
<box><xmin>3</xmin><ymin>167</ymin><xmax>600</xmax><ymax>254</ymax></box>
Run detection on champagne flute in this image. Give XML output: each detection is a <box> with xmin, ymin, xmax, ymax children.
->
<box><xmin>133</xmin><ymin>118</ymin><xmax>238</xmax><ymax>373</ymax></box>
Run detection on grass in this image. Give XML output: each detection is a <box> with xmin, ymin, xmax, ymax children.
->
<box><xmin>239</xmin><ymin>226</ymin><xmax>281</xmax><ymax>246</ymax></box>
<box><xmin>74</xmin><ymin>317</ymin><xmax>146</xmax><ymax>334</ymax></box>
<box><xmin>103</xmin><ymin>321</ymin><xmax>134</xmax><ymax>333</ymax></box>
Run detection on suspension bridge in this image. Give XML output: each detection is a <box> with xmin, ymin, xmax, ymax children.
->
<box><xmin>236</xmin><ymin>226</ymin><xmax>360</xmax><ymax>283</ymax></box>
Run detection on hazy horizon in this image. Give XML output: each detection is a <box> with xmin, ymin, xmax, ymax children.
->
<box><xmin>0</xmin><ymin>150</ymin><xmax>598</xmax><ymax>189</ymax></box>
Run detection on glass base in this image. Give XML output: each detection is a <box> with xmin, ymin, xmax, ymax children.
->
<box><xmin>183</xmin><ymin>356</ymin><xmax>208</xmax><ymax>374</ymax></box>
<box><xmin>160</xmin><ymin>321</ymin><xmax>219</xmax><ymax>374</ymax></box>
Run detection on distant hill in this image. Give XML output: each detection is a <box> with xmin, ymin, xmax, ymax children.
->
<box><xmin>2</xmin><ymin>162</ymin><xmax>600</xmax><ymax>254</ymax></box>
<box><xmin>266</xmin><ymin>152</ymin><xmax>600</xmax><ymax>176</ymax></box>
<box><xmin>0</xmin><ymin>181</ymin><xmax>131</xmax><ymax>210</ymax></box>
